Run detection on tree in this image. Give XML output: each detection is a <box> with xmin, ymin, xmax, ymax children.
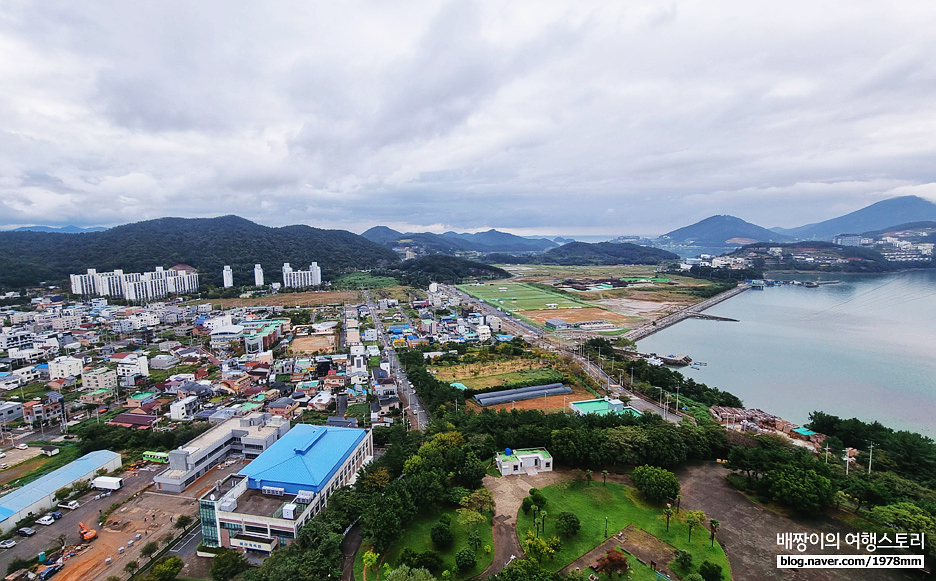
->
<box><xmin>602</xmin><ymin>470</ymin><xmax>609</xmax><ymax>486</ymax></box>
<box><xmin>585</xmin><ymin>470</ymin><xmax>593</xmax><ymax>486</ymax></box>
<box><xmin>766</xmin><ymin>467</ymin><xmax>834</xmax><ymax>512</ymax></box>
<box><xmin>363</xmin><ymin>549</ymin><xmax>380</xmax><ymax>580</ymax></box>
<box><xmin>55</xmin><ymin>486</ymin><xmax>72</xmax><ymax>501</ymax></box>
<box><xmin>148</xmin><ymin>556</ymin><xmax>184</xmax><ymax>581</ymax></box>
<box><xmin>555</xmin><ymin>512</ymin><xmax>581</xmax><ymax>537</ymax></box>
<box><xmin>460</xmin><ymin>489</ymin><xmax>495</xmax><ymax>515</ymax></box>
<box><xmin>709</xmin><ymin>518</ymin><xmax>720</xmax><ymax>548</ymax></box>
<box><xmin>174</xmin><ymin>514</ymin><xmax>193</xmax><ymax>529</ymax></box>
<box><xmin>674</xmin><ymin>549</ymin><xmax>693</xmax><ymax>569</ymax></box>
<box><xmin>686</xmin><ymin>510</ymin><xmax>706</xmax><ymax>543</ymax></box>
<box><xmin>124</xmin><ymin>561</ymin><xmax>140</xmax><ymax>575</ymax></box>
<box><xmin>663</xmin><ymin>506</ymin><xmax>674</xmax><ymax>532</ymax></box>
<box><xmin>141</xmin><ymin>541</ymin><xmax>160</xmax><ymax>559</ymax></box>
<box><xmin>211</xmin><ymin>548</ymin><xmax>249</xmax><ymax>581</ymax></box>
<box><xmin>456</xmin><ymin>508</ymin><xmax>485</xmax><ymax>533</ymax></box>
<box><xmin>631</xmin><ymin>465</ymin><xmax>681</xmax><ymax>504</ymax></box>
<box><xmin>594</xmin><ymin>549</ymin><xmax>629</xmax><ymax>576</ymax></box>
<box><xmin>698</xmin><ymin>560</ymin><xmax>723</xmax><ymax>581</ymax></box>
<box><xmin>455</xmin><ymin>548</ymin><xmax>477</xmax><ymax>573</ymax></box>
<box><xmin>384</xmin><ymin>566</ymin><xmax>437</xmax><ymax>581</ymax></box>
<box><xmin>430</xmin><ymin>523</ymin><xmax>454</xmax><ymax>549</ymax></box>
<box><xmin>524</xmin><ymin>529</ymin><xmax>556</xmax><ymax>563</ymax></box>
<box><xmin>467</xmin><ymin>531</ymin><xmax>482</xmax><ymax>553</ymax></box>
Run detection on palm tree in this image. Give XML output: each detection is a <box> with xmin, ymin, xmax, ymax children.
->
<box><xmin>663</xmin><ymin>506</ymin><xmax>674</xmax><ymax>532</ymax></box>
<box><xmin>585</xmin><ymin>469</ymin><xmax>593</xmax><ymax>486</ymax></box>
<box><xmin>686</xmin><ymin>514</ymin><xmax>700</xmax><ymax>543</ymax></box>
<box><xmin>709</xmin><ymin>518</ymin><xmax>720</xmax><ymax>547</ymax></box>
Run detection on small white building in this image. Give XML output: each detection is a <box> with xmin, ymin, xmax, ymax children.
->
<box><xmin>495</xmin><ymin>447</ymin><xmax>553</xmax><ymax>476</ymax></box>
<box><xmin>170</xmin><ymin>395</ymin><xmax>200</xmax><ymax>420</ymax></box>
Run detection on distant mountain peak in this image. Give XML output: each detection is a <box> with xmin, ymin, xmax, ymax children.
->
<box><xmin>776</xmin><ymin>195</ymin><xmax>936</xmax><ymax>240</ymax></box>
<box><xmin>660</xmin><ymin>215</ymin><xmax>792</xmax><ymax>245</ymax></box>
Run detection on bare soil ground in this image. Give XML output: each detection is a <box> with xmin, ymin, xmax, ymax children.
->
<box><xmin>594</xmin><ymin>297</ymin><xmax>685</xmax><ymax>320</ymax></box>
<box><xmin>59</xmin><ymin>491</ymin><xmax>199</xmax><ymax>581</ymax></box>
<box><xmin>0</xmin><ymin>446</ymin><xmax>44</xmax><ymax>486</ymax></box>
<box><xmin>522</xmin><ymin>307</ymin><xmax>637</xmax><ymax>325</ymax></box>
<box><xmin>192</xmin><ymin>290</ymin><xmax>359</xmax><ymax>309</ymax></box>
<box><xmin>290</xmin><ymin>334</ymin><xmax>336</xmax><ymax>353</ymax></box>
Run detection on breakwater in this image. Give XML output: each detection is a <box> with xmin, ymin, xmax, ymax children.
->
<box><xmin>623</xmin><ymin>283</ymin><xmax>749</xmax><ymax>342</ymax></box>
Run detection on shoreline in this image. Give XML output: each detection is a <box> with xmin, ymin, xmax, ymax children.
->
<box><xmin>623</xmin><ymin>283</ymin><xmax>750</xmax><ymax>342</ymax></box>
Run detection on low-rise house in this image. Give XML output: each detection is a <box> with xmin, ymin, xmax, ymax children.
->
<box><xmin>107</xmin><ymin>412</ymin><xmax>160</xmax><ymax>430</ymax></box>
<box><xmin>268</xmin><ymin>397</ymin><xmax>300</xmax><ymax>418</ymax></box>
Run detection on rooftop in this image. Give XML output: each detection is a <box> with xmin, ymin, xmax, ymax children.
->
<box><xmin>238</xmin><ymin>424</ymin><xmax>367</xmax><ymax>493</ymax></box>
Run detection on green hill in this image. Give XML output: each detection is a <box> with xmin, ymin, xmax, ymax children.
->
<box><xmin>0</xmin><ymin>215</ymin><xmax>400</xmax><ymax>288</ymax></box>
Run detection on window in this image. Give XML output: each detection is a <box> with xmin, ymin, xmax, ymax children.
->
<box><xmin>545</xmin><ymin>462</ymin><xmax>550</xmax><ymax>468</ymax></box>
<box><xmin>513</xmin><ymin>464</ymin><xmax>518</xmax><ymax>471</ymax></box>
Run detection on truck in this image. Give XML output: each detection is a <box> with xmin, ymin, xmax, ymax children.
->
<box><xmin>57</xmin><ymin>500</ymin><xmax>80</xmax><ymax>510</ymax></box>
<box><xmin>91</xmin><ymin>476</ymin><xmax>124</xmax><ymax>491</ymax></box>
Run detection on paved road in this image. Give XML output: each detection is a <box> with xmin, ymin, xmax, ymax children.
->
<box><xmin>675</xmin><ymin>462</ymin><xmax>917</xmax><ymax>581</ymax></box>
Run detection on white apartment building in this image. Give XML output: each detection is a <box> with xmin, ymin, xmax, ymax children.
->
<box><xmin>114</xmin><ymin>353</ymin><xmax>149</xmax><ymax>379</ymax></box>
<box><xmin>82</xmin><ymin>367</ymin><xmax>118</xmax><ymax>391</ymax></box>
<box><xmin>0</xmin><ymin>329</ymin><xmax>36</xmax><ymax>350</ymax></box>
<box><xmin>223</xmin><ymin>266</ymin><xmax>234</xmax><ymax>288</ymax></box>
<box><xmin>170</xmin><ymin>395</ymin><xmax>200</xmax><ymax>420</ymax></box>
<box><xmin>49</xmin><ymin>356</ymin><xmax>83</xmax><ymax>380</ymax></box>
<box><xmin>282</xmin><ymin>263</ymin><xmax>322</xmax><ymax>288</ymax></box>
<box><xmin>70</xmin><ymin>267</ymin><xmax>199</xmax><ymax>301</ymax></box>
<box><xmin>254</xmin><ymin>264</ymin><xmax>264</xmax><ymax>287</ymax></box>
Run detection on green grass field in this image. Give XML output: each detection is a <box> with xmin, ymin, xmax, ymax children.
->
<box><xmin>354</xmin><ymin>507</ymin><xmax>494</xmax><ymax>580</ymax></box>
<box><xmin>517</xmin><ymin>481</ymin><xmax>730</xmax><ymax>578</ymax></box>
<box><xmin>456</xmin><ymin>368</ymin><xmax>565</xmax><ymax>391</ymax></box>
<box><xmin>457</xmin><ymin>282</ymin><xmax>586</xmax><ymax>312</ymax></box>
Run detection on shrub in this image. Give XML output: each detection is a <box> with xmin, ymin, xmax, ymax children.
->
<box><xmin>699</xmin><ymin>561</ymin><xmax>723</xmax><ymax>581</ymax></box>
<box><xmin>555</xmin><ymin>512</ymin><xmax>581</xmax><ymax>537</ymax></box>
<box><xmin>455</xmin><ymin>548</ymin><xmax>477</xmax><ymax>572</ymax></box>
<box><xmin>674</xmin><ymin>549</ymin><xmax>693</xmax><ymax>569</ymax></box>
<box><xmin>430</xmin><ymin>522</ymin><xmax>454</xmax><ymax>549</ymax></box>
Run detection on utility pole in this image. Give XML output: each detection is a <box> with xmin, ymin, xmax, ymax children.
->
<box><xmin>843</xmin><ymin>449</ymin><xmax>849</xmax><ymax>476</ymax></box>
<box><xmin>823</xmin><ymin>443</ymin><xmax>830</xmax><ymax>463</ymax></box>
<box><xmin>867</xmin><ymin>442</ymin><xmax>874</xmax><ymax>475</ymax></box>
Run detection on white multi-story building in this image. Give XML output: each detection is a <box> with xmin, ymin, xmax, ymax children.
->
<box><xmin>82</xmin><ymin>367</ymin><xmax>118</xmax><ymax>391</ymax></box>
<box><xmin>49</xmin><ymin>356</ymin><xmax>83</xmax><ymax>380</ymax></box>
<box><xmin>70</xmin><ymin>267</ymin><xmax>199</xmax><ymax>301</ymax></box>
<box><xmin>0</xmin><ymin>329</ymin><xmax>36</xmax><ymax>350</ymax></box>
<box><xmin>282</xmin><ymin>263</ymin><xmax>322</xmax><ymax>288</ymax></box>
<box><xmin>254</xmin><ymin>264</ymin><xmax>264</xmax><ymax>287</ymax></box>
<box><xmin>113</xmin><ymin>353</ymin><xmax>149</xmax><ymax>379</ymax></box>
<box><xmin>223</xmin><ymin>266</ymin><xmax>234</xmax><ymax>288</ymax></box>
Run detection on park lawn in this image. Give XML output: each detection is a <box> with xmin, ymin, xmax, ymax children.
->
<box><xmin>355</xmin><ymin>507</ymin><xmax>494</xmax><ymax>581</ymax></box>
<box><xmin>457</xmin><ymin>368</ymin><xmax>565</xmax><ymax>391</ymax></box>
<box><xmin>516</xmin><ymin>481</ymin><xmax>730</xmax><ymax>579</ymax></box>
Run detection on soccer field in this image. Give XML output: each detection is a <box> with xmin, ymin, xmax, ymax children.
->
<box><xmin>457</xmin><ymin>282</ymin><xmax>585</xmax><ymax>312</ymax></box>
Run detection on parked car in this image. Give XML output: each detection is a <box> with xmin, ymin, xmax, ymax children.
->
<box><xmin>0</xmin><ymin>451</ymin><xmax>6</xmax><ymax>457</ymax></box>
<box><xmin>57</xmin><ymin>500</ymin><xmax>80</xmax><ymax>510</ymax></box>
<box><xmin>0</xmin><ymin>538</ymin><xmax>16</xmax><ymax>549</ymax></box>
<box><xmin>50</xmin><ymin>511</ymin><xmax>63</xmax><ymax>520</ymax></box>
<box><xmin>16</xmin><ymin>444</ymin><xmax>28</xmax><ymax>450</ymax></box>
<box><xmin>38</xmin><ymin>565</ymin><xmax>61</xmax><ymax>581</ymax></box>
<box><xmin>37</xmin><ymin>515</ymin><xmax>56</xmax><ymax>526</ymax></box>
<box><xmin>0</xmin><ymin>464</ymin><xmax>8</xmax><ymax>470</ymax></box>
<box><xmin>17</xmin><ymin>527</ymin><xmax>37</xmax><ymax>537</ymax></box>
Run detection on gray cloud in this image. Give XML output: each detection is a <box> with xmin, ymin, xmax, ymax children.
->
<box><xmin>1</xmin><ymin>0</ymin><xmax>935</xmax><ymax>236</ymax></box>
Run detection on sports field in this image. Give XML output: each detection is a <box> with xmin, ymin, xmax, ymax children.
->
<box><xmin>457</xmin><ymin>282</ymin><xmax>586</xmax><ymax>312</ymax></box>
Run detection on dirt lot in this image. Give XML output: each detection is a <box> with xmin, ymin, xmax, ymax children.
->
<box><xmin>428</xmin><ymin>359</ymin><xmax>546</xmax><ymax>381</ymax></box>
<box><xmin>192</xmin><ymin>290</ymin><xmax>359</xmax><ymax>309</ymax></box>
<box><xmin>290</xmin><ymin>334</ymin><xmax>336</xmax><ymax>353</ymax></box>
<box><xmin>57</xmin><ymin>490</ymin><xmax>199</xmax><ymax>581</ymax></box>
<box><xmin>521</xmin><ymin>307</ymin><xmax>638</xmax><ymax>325</ymax></box>
<box><xmin>595</xmin><ymin>297</ymin><xmax>685</xmax><ymax>320</ymax></box>
<box><xmin>0</xmin><ymin>445</ymin><xmax>44</xmax><ymax>486</ymax></box>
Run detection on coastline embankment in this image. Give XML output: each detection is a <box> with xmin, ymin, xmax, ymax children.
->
<box><xmin>623</xmin><ymin>283</ymin><xmax>750</xmax><ymax>342</ymax></box>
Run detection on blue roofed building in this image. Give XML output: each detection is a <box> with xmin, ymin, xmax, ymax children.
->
<box><xmin>0</xmin><ymin>450</ymin><xmax>122</xmax><ymax>533</ymax></box>
<box><xmin>198</xmin><ymin>424</ymin><xmax>373</xmax><ymax>556</ymax></box>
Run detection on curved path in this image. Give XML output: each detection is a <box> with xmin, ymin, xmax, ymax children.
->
<box><xmin>675</xmin><ymin>462</ymin><xmax>917</xmax><ymax>581</ymax></box>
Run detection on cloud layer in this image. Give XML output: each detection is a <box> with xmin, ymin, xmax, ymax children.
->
<box><xmin>2</xmin><ymin>0</ymin><xmax>936</xmax><ymax>236</ymax></box>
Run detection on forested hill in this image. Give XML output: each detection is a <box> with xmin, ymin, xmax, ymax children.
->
<box><xmin>0</xmin><ymin>215</ymin><xmax>400</xmax><ymax>288</ymax></box>
<box><xmin>486</xmin><ymin>241</ymin><xmax>678</xmax><ymax>265</ymax></box>
<box><xmin>391</xmin><ymin>255</ymin><xmax>510</xmax><ymax>286</ymax></box>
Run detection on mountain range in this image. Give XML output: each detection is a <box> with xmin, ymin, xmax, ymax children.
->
<box><xmin>659</xmin><ymin>196</ymin><xmax>936</xmax><ymax>246</ymax></box>
<box><xmin>362</xmin><ymin>226</ymin><xmax>558</xmax><ymax>253</ymax></box>
<box><xmin>10</xmin><ymin>225</ymin><xmax>109</xmax><ymax>234</ymax></box>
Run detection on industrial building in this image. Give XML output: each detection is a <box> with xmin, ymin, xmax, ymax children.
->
<box><xmin>569</xmin><ymin>397</ymin><xmax>642</xmax><ymax>417</ymax></box>
<box><xmin>473</xmin><ymin>383</ymin><xmax>572</xmax><ymax>406</ymax></box>
<box><xmin>0</xmin><ymin>450</ymin><xmax>122</xmax><ymax>533</ymax></box>
<box><xmin>154</xmin><ymin>412</ymin><xmax>290</xmax><ymax>493</ymax></box>
<box><xmin>198</xmin><ymin>424</ymin><xmax>372</xmax><ymax>554</ymax></box>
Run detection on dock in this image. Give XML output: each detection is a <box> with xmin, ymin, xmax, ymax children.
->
<box><xmin>623</xmin><ymin>283</ymin><xmax>749</xmax><ymax>342</ymax></box>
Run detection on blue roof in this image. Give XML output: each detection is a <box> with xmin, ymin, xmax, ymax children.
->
<box><xmin>0</xmin><ymin>450</ymin><xmax>121</xmax><ymax>523</ymax></box>
<box><xmin>238</xmin><ymin>424</ymin><xmax>367</xmax><ymax>494</ymax></box>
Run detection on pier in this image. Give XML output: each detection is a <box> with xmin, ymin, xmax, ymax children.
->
<box><xmin>623</xmin><ymin>283</ymin><xmax>749</xmax><ymax>342</ymax></box>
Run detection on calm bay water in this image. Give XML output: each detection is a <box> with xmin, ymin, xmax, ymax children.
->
<box><xmin>638</xmin><ymin>270</ymin><xmax>936</xmax><ymax>436</ymax></box>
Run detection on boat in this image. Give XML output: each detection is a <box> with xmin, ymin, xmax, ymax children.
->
<box><xmin>804</xmin><ymin>281</ymin><xmax>819</xmax><ymax>288</ymax></box>
<box><xmin>690</xmin><ymin>365</ymin><xmax>701</xmax><ymax>370</ymax></box>
<box><xmin>646</xmin><ymin>356</ymin><xmax>664</xmax><ymax>366</ymax></box>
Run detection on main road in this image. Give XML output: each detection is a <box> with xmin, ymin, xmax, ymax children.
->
<box><xmin>362</xmin><ymin>290</ymin><xmax>429</xmax><ymax>430</ymax></box>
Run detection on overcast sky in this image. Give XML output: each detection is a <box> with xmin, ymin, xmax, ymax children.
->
<box><xmin>2</xmin><ymin>1</ymin><xmax>936</xmax><ymax>237</ymax></box>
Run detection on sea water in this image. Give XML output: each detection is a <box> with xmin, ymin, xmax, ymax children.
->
<box><xmin>637</xmin><ymin>270</ymin><xmax>936</xmax><ymax>436</ymax></box>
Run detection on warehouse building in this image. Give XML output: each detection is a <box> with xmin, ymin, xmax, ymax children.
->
<box><xmin>0</xmin><ymin>450</ymin><xmax>122</xmax><ymax>533</ymax></box>
<box><xmin>198</xmin><ymin>424</ymin><xmax>372</xmax><ymax>555</ymax></box>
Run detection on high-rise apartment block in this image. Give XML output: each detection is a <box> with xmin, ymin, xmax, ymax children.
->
<box><xmin>254</xmin><ymin>264</ymin><xmax>264</xmax><ymax>287</ymax></box>
<box><xmin>282</xmin><ymin>263</ymin><xmax>322</xmax><ymax>288</ymax></box>
<box><xmin>70</xmin><ymin>267</ymin><xmax>199</xmax><ymax>301</ymax></box>
<box><xmin>223</xmin><ymin>265</ymin><xmax>234</xmax><ymax>288</ymax></box>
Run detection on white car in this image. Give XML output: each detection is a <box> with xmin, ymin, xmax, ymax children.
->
<box><xmin>16</xmin><ymin>444</ymin><xmax>28</xmax><ymax>450</ymax></box>
<box><xmin>0</xmin><ymin>539</ymin><xmax>16</xmax><ymax>549</ymax></box>
<box><xmin>37</xmin><ymin>515</ymin><xmax>56</xmax><ymax>526</ymax></box>
<box><xmin>0</xmin><ymin>451</ymin><xmax>6</xmax><ymax>458</ymax></box>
